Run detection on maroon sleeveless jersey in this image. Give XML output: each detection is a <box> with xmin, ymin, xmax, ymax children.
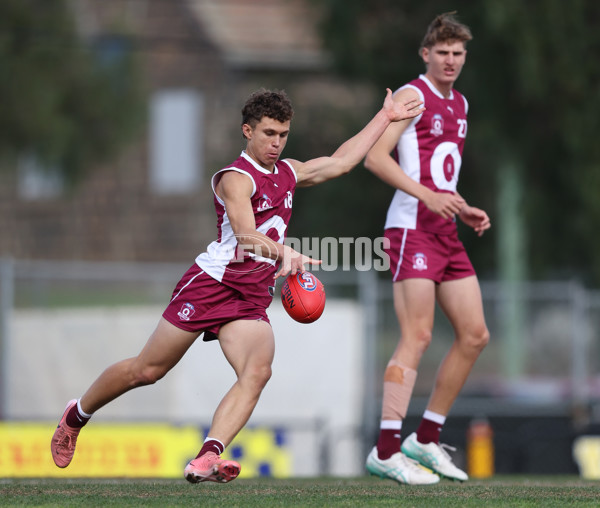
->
<box><xmin>385</xmin><ymin>75</ymin><xmax>468</xmax><ymax>235</ymax></box>
<box><xmin>196</xmin><ymin>151</ymin><xmax>297</xmax><ymax>307</ymax></box>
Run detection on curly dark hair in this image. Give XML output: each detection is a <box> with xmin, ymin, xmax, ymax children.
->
<box><xmin>419</xmin><ymin>11</ymin><xmax>472</xmax><ymax>54</ymax></box>
<box><xmin>241</xmin><ymin>88</ymin><xmax>294</xmax><ymax>136</ymax></box>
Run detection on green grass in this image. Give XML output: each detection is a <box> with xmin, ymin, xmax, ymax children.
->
<box><xmin>1</xmin><ymin>476</ymin><xmax>600</xmax><ymax>507</ymax></box>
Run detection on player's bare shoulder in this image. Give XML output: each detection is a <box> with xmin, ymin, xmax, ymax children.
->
<box><xmin>393</xmin><ymin>87</ymin><xmax>422</xmax><ymax>119</ymax></box>
<box><xmin>214</xmin><ymin>169</ymin><xmax>254</xmax><ymax>201</ymax></box>
<box><xmin>395</xmin><ymin>86</ymin><xmax>420</xmax><ymax>102</ymax></box>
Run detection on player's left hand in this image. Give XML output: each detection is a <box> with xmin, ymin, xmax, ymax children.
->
<box><xmin>459</xmin><ymin>205</ymin><xmax>491</xmax><ymax>236</ymax></box>
<box><xmin>383</xmin><ymin>88</ymin><xmax>425</xmax><ymax>122</ymax></box>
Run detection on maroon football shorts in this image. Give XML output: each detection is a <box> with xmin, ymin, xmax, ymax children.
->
<box><xmin>162</xmin><ymin>263</ymin><xmax>270</xmax><ymax>339</ymax></box>
<box><xmin>384</xmin><ymin>227</ymin><xmax>476</xmax><ymax>283</ymax></box>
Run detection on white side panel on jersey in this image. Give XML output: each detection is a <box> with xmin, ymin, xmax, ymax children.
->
<box><xmin>384</xmin><ymin>116</ymin><xmax>421</xmax><ymax>230</ymax></box>
<box><xmin>195</xmin><ymin>212</ymin><xmax>237</xmax><ymax>282</ymax></box>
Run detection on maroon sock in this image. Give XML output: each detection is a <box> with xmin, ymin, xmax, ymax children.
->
<box><xmin>416</xmin><ymin>417</ymin><xmax>442</xmax><ymax>444</ymax></box>
<box><xmin>65</xmin><ymin>404</ymin><xmax>90</xmax><ymax>429</ymax></box>
<box><xmin>376</xmin><ymin>428</ymin><xmax>401</xmax><ymax>460</ymax></box>
<box><xmin>196</xmin><ymin>439</ymin><xmax>224</xmax><ymax>459</ymax></box>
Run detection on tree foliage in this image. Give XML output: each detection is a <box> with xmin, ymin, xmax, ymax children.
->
<box><xmin>311</xmin><ymin>0</ymin><xmax>600</xmax><ymax>284</ymax></box>
<box><xmin>0</xmin><ymin>0</ymin><xmax>145</xmax><ymax>184</ymax></box>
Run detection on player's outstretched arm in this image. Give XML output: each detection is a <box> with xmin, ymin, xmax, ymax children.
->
<box><xmin>290</xmin><ymin>89</ymin><xmax>424</xmax><ymax>187</ymax></box>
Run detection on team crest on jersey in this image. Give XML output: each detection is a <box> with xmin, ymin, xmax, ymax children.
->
<box><xmin>178</xmin><ymin>302</ymin><xmax>195</xmax><ymax>321</ymax></box>
<box><xmin>412</xmin><ymin>253</ymin><xmax>428</xmax><ymax>271</ymax></box>
<box><xmin>430</xmin><ymin>114</ymin><xmax>444</xmax><ymax>136</ymax></box>
<box><xmin>257</xmin><ymin>193</ymin><xmax>273</xmax><ymax>211</ymax></box>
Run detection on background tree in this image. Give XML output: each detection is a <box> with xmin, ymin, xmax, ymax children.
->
<box><xmin>301</xmin><ymin>0</ymin><xmax>600</xmax><ymax>285</ymax></box>
<box><xmin>0</xmin><ymin>0</ymin><xmax>144</xmax><ymax>184</ymax></box>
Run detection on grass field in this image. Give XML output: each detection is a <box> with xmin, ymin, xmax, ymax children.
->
<box><xmin>2</xmin><ymin>476</ymin><xmax>599</xmax><ymax>507</ymax></box>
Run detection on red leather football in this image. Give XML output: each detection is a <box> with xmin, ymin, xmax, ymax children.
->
<box><xmin>280</xmin><ymin>271</ymin><xmax>326</xmax><ymax>323</ymax></box>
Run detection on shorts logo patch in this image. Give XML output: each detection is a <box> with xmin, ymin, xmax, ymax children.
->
<box><xmin>178</xmin><ymin>302</ymin><xmax>196</xmax><ymax>321</ymax></box>
<box><xmin>412</xmin><ymin>252</ymin><xmax>428</xmax><ymax>271</ymax></box>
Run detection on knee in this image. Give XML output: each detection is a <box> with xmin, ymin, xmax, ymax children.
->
<box><xmin>466</xmin><ymin>326</ymin><xmax>490</xmax><ymax>353</ymax></box>
<box><xmin>412</xmin><ymin>328</ymin><xmax>434</xmax><ymax>354</ymax></box>
<box><xmin>477</xmin><ymin>326</ymin><xmax>490</xmax><ymax>350</ymax></box>
<box><xmin>130</xmin><ymin>364</ymin><xmax>168</xmax><ymax>387</ymax></box>
<box><xmin>255</xmin><ymin>364</ymin><xmax>273</xmax><ymax>390</ymax></box>
<box><xmin>244</xmin><ymin>364</ymin><xmax>272</xmax><ymax>394</ymax></box>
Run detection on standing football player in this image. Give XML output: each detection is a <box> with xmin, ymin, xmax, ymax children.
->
<box><xmin>51</xmin><ymin>87</ymin><xmax>423</xmax><ymax>483</ymax></box>
<box><xmin>364</xmin><ymin>12</ymin><xmax>491</xmax><ymax>485</ymax></box>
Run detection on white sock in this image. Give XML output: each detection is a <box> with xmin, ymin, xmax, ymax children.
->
<box><xmin>423</xmin><ymin>409</ymin><xmax>446</xmax><ymax>425</ymax></box>
<box><xmin>77</xmin><ymin>398</ymin><xmax>93</xmax><ymax>419</ymax></box>
<box><xmin>380</xmin><ymin>420</ymin><xmax>403</xmax><ymax>430</ymax></box>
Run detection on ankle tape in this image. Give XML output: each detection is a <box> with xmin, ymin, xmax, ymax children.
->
<box><xmin>382</xmin><ymin>360</ymin><xmax>417</xmax><ymax>420</ymax></box>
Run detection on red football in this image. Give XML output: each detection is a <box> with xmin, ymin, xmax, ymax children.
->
<box><xmin>280</xmin><ymin>271</ymin><xmax>326</xmax><ymax>323</ymax></box>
